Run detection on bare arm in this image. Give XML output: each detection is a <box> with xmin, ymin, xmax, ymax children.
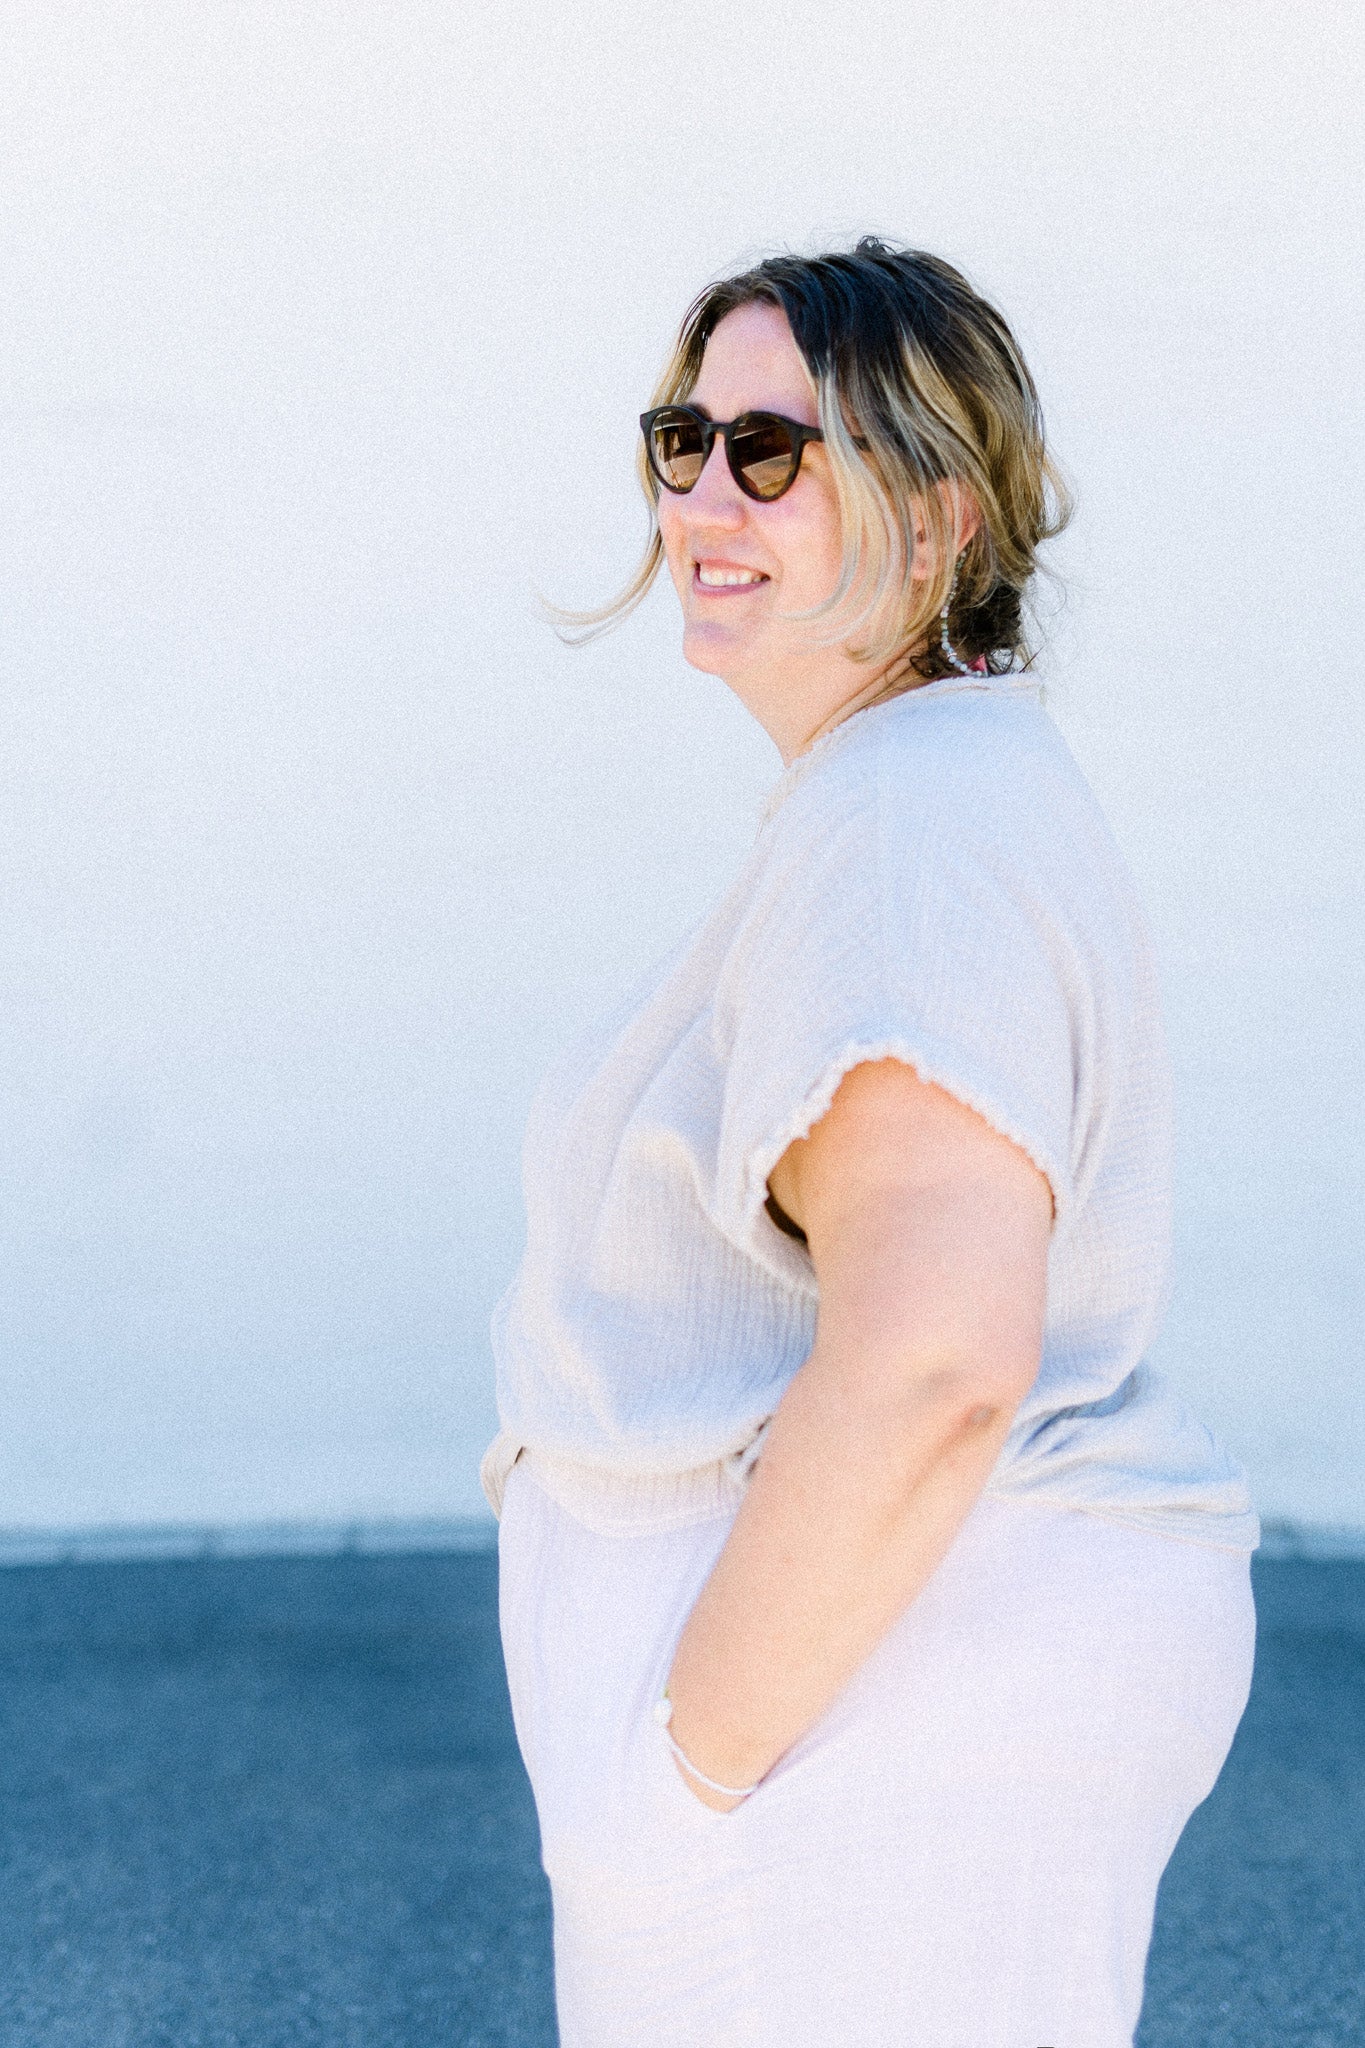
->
<box><xmin>663</xmin><ymin>1056</ymin><xmax>1054</xmax><ymax>1809</ymax></box>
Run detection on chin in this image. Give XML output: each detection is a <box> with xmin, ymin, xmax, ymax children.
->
<box><xmin>681</xmin><ymin>621</ymin><xmax>745</xmax><ymax>678</ymax></box>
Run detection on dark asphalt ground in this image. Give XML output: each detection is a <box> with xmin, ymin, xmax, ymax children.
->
<box><xmin>0</xmin><ymin>1550</ymin><xmax>1360</xmax><ymax>2048</ymax></box>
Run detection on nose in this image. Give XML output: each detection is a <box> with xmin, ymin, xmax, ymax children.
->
<box><xmin>676</xmin><ymin>435</ymin><xmax>748</xmax><ymax>527</ymax></box>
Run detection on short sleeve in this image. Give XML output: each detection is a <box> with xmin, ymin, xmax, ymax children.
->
<box><xmin>709</xmin><ymin>753</ymin><xmax>1085</xmax><ymax>1272</ymax></box>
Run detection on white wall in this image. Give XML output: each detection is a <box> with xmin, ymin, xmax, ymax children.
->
<box><xmin>1</xmin><ymin>0</ymin><xmax>1360</xmax><ymax>1532</ymax></box>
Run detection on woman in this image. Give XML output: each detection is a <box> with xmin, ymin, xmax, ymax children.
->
<box><xmin>481</xmin><ymin>239</ymin><xmax>1257</xmax><ymax>2048</ymax></box>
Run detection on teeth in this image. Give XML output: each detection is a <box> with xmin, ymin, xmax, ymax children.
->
<box><xmin>698</xmin><ymin>567</ymin><xmax>764</xmax><ymax>587</ymax></box>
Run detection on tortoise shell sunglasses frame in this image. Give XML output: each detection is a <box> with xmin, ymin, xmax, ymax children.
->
<box><xmin>639</xmin><ymin>404</ymin><xmax>827</xmax><ymax>503</ymax></box>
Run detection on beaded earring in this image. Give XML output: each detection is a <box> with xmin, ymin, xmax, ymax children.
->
<box><xmin>938</xmin><ymin>552</ymin><xmax>978</xmax><ymax>677</ymax></box>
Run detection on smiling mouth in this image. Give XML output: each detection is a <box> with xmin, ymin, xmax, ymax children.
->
<box><xmin>694</xmin><ymin>564</ymin><xmax>768</xmax><ymax>591</ymax></box>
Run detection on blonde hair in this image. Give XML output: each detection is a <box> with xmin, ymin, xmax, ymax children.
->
<box><xmin>561</xmin><ymin>238</ymin><xmax>1071</xmax><ymax>676</ymax></box>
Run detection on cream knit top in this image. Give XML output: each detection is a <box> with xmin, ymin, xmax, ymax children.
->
<box><xmin>481</xmin><ymin>676</ymin><xmax>1257</xmax><ymax>1551</ymax></box>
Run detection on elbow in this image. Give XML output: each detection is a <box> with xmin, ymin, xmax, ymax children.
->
<box><xmin>808</xmin><ymin>1316</ymin><xmax>1043</xmax><ymax>1442</ymax></box>
<box><xmin>968</xmin><ymin>1341</ymin><xmax>1042</xmax><ymax>1417</ymax></box>
<box><xmin>928</xmin><ymin>1367</ymin><xmax>1033</xmax><ymax>1441</ymax></box>
<box><xmin>865</xmin><ymin>1342</ymin><xmax>1040</xmax><ymax>1438</ymax></box>
<box><xmin>956</xmin><ymin>1339</ymin><xmax>1040</xmax><ymax>1419</ymax></box>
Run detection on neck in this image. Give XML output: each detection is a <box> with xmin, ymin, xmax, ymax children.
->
<box><xmin>730</xmin><ymin>646</ymin><xmax>930</xmax><ymax>768</ymax></box>
<box><xmin>793</xmin><ymin>651</ymin><xmax>933</xmax><ymax>761</ymax></box>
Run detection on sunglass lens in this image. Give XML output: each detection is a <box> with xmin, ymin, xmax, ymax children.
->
<box><xmin>649</xmin><ymin>410</ymin><xmax>707</xmax><ymax>491</ymax></box>
<box><xmin>730</xmin><ymin>415</ymin><xmax>799</xmax><ymax>498</ymax></box>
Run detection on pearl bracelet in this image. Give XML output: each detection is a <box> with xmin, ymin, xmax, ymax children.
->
<box><xmin>653</xmin><ymin>1694</ymin><xmax>761</xmax><ymax>1801</ymax></box>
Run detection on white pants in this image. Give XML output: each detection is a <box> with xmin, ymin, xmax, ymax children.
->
<box><xmin>497</xmin><ymin>1457</ymin><xmax>1255</xmax><ymax>2048</ymax></box>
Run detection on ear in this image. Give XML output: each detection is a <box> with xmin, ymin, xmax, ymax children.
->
<box><xmin>908</xmin><ymin>480</ymin><xmax>983</xmax><ymax>581</ymax></box>
<box><xmin>948</xmin><ymin>480</ymin><xmax>983</xmax><ymax>552</ymax></box>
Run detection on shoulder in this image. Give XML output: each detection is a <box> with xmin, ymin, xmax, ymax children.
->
<box><xmin>745</xmin><ymin>686</ymin><xmax>1154</xmax><ymax>1006</ymax></box>
<box><xmin>765</xmin><ymin>684</ymin><xmax>1117</xmax><ymax>875</ymax></box>
<box><xmin>873</xmin><ymin>684</ymin><xmax>1099</xmax><ymax>824</ymax></box>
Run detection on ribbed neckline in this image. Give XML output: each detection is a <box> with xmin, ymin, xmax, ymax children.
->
<box><xmin>757</xmin><ymin>672</ymin><xmax>1042</xmax><ymax>831</ymax></box>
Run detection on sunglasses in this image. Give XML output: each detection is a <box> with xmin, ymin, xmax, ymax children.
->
<box><xmin>640</xmin><ymin>405</ymin><xmax>825</xmax><ymax>503</ymax></box>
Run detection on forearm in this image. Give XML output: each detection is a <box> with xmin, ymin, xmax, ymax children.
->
<box><xmin>663</xmin><ymin>1347</ymin><xmax>1021</xmax><ymax>1806</ymax></box>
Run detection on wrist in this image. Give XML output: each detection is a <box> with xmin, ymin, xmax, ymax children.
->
<box><xmin>654</xmin><ymin>1691</ymin><xmax>764</xmax><ymax>1805</ymax></box>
